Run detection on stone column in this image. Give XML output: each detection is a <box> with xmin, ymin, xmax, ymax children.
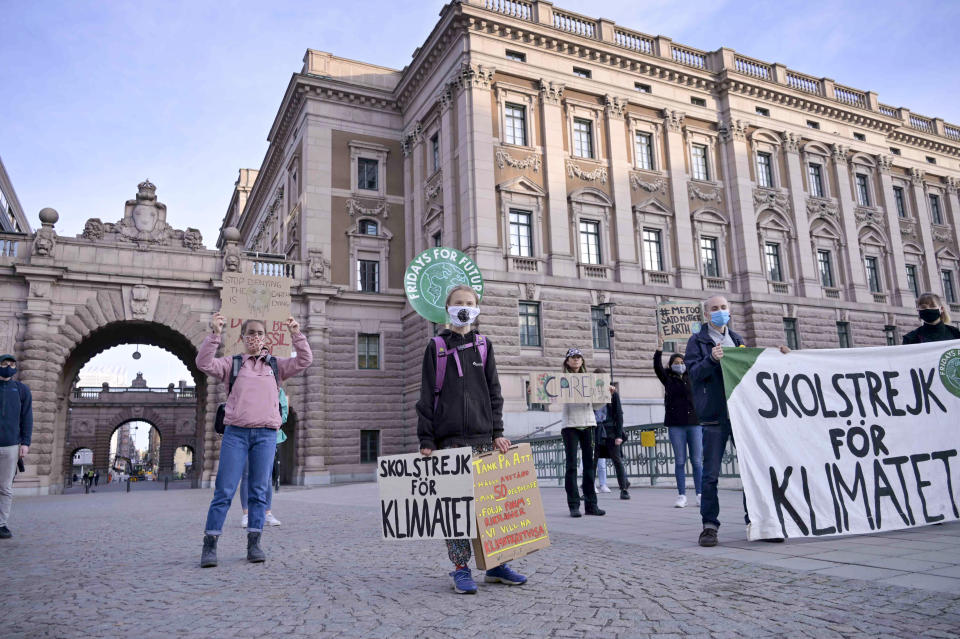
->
<box><xmin>299</xmin><ymin>307</ymin><xmax>329</xmax><ymax>486</ymax></box>
<box><xmin>402</xmin><ymin>136</ymin><xmax>415</xmax><ymax>261</ymax></box>
<box><xmin>781</xmin><ymin>132</ymin><xmax>820</xmax><ymax>297</ymax></box>
<box><xmin>538</xmin><ymin>79</ymin><xmax>576</xmax><ymax>277</ymax></box>
<box><xmin>603</xmin><ymin>95</ymin><xmax>640</xmax><ymax>283</ymax></box>
<box><xmin>829</xmin><ymin>144</ymin><xmax>870</xmax><ymax>303</ymax></box>
<box><xmin>875</xmin><ymin>155</ymin><xmax>913</xmax><ymax>307</ymax></box>
<box><xmin>439</xmin><ymin>85</ymin><xmax>458</xmax><ymax>248</ymax></box>
<box><xmin>409</xmin><ymin>121</ymin><xmax>426</xmax><ymax>258</ymax></box>
<box><xmin>661</xmin><ymin>110</ymin><xmax>702</xmax><ymax>289</ymax></box>
<box><xmin>908</xmin><ymin>169</ymin><xmax>940</xmax><ymax>296</ymax></box>
<box><xmin>718</xmin><ymin>119</ymin><xmax>765</xmax><ymax>293</ymax></box>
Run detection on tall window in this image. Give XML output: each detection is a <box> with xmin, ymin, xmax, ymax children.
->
<box><xmin>700</xmin><ymin>236</ymin><xmax>720</xmax><ymax>277</ymax></box>
<box><xmin>642</xmin><ymin>228</ymin><xmax>663</xmax><ymax>271</ymax></box>
<box><xmin>765</xmin><ymin>242</ymin><xmax>783</xmax><ymax>281</ymax></box>
<box><xmin>691</xmin><ymin>144</ymin><xmax>709</xmax><ymax>181</ymax></box>
<box><xmin>358</xmin><ymin>158</ymin><xmax>378</xmax><ymax>191</ymax></box>
<box><xmin>756</xmin><ymin>152</ymin><xmax>773</xmax><ymax>188</ymax></box>
<box><xmin>573</xmin><ymin>118</ymin><xmax>594</xmax><ymax>159</ymax></box>
<box><xmin>432</xmin><ymin>231</ymin><xmax>442</xmax><ymax>247</ymax></box>
<box><xmin>357</xmin><ymin>334</ymin><xmax>380</xmax><ymax>369</ymax></box>
<box><xmin>357</xmin><ymin>259</ymin><xmax>379</xmax><ymax>293</ymax></box>
<box><xmin>360</xmin><ymin>430</ymin><xmax>380</xmax><ymax>463</ymax></box>
<box><xmin>359</xmin><ymin>220</ymin><xmax>378</xmax><ymax>235</ymax></box>
<box><xmin>782</xmin><ymin>318</ymin><xmax>799</xmax><ymax>350</ymax></box>
<box><xmin>817</xmin><ymin>249</ymin><xmax>834</xmax><ymax>288</ymax></box>
<box><xmin>519</xmin><ymin>302</ymin><xmax>541</xmax><ymax>347</ymax></box>
<box><xmin>884</xmin><ymin>325</ymin><xmax>898</xmax><ymax>346</ymax></box>
<box><xmin>855</xmin><ymin>174</ymin><xmax>870</xmax><ymax>206</ymax></box>
<box><xmin>893</xmin><ymin>186</ymin><xmax>906</xmax><ymax>218</ymax></box>
<box><xmin>808</xmin><ymin>163</ymin><xmax>824</xmax><ymax>197</ymax></box>
<box><xmin>591</xmin><ymin>307</ymin><xmax>610</xmax><ymax>350</ymax></box>
<box><xmin>431</xmin><ymin>133</ymin><xmax>440</xmax><ymax>172</ymax></box>
<box><xmin>943</xmin><ymin>270</ymin><xmax>957</xmax><ymax>304</ymax></box>
<box><xmin>504</xmin><ymin>104</ymin><xmax>527</xmax><ymax>146</ymax></box>
<box><xmin>864</xmin><ymin>256</ymin><xmax>881</xmax><ymax>293</ymax></box>
<box><xmin>634</xmin><ymin>132</ymin><xmax>653</xmax><ymax>170</ymax></box>
<box><xmin>579</xmin><ymin>220</ymin><xmax>601</xmax><ymax>265</ymax></box>
<box><xmin>837</xmin><ymin>321</ymin><xmax>851</xmax><ymax>348</ymax></box>
<box><xmin>509</xmin><ymin>210</ymin><xmax>533</xmax><ymax>257</ymax></box>
<box><xmin>930</xmin><ymin>194</ymin><xmax>944</xmax><ymax>225</ymax></box>
<box><xmin>906</xmin><ymin>264</ymin><xmax>920</xmax><ymax>297</ymax></box>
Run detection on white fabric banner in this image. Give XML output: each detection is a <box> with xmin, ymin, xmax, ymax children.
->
<box><xmin>722</xmin><ymin>341</ymin><xmax>960</xmax><ymax>541</ymax></box>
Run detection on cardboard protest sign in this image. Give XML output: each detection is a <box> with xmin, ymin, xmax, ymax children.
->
<box><xmin>472</xmin><ymin>444</ymin><xmax>550</xmax><ymax>569</ymax></box>
<box><xmin>721</xmin><ymin>342</ymin><xmax>960</xmax><ymax>541</ymax></box>
<box><xmin>657</xmin><ymin>300</ymin><xmax>702</xmax><ymax>344</ymax></box>
<box><xmin>528</xmin><ymin>372</ymin><xmax>611</xmax><ymax>405</ymax></box>
<box><xmin>377</xmin><ymin>447</ymin><xmax>476</xmax><ymax>540</ymax></box>
<box><xmin>404</xmin><ymin>247</ymin><xmax>484</xmax><ymax>323</ymax></box>
<box><xmin>220</xmin><ymin>267</ymin><xmax>293</xmax><ymax>357</ymax></box>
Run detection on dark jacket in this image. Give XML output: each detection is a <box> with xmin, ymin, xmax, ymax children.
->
<box><xmin>902</xmin><ymin>322</ymin><xmax>960</xmax><ymax>344</ymax></box>
<box><xmin>594</xmin><ymin>392</ymin><xmax>625</xmax><ymax>443</ymax></box>
<box><xmin>0</xmin><ymin>378</ymin><xmax>32</xmax><ymax>447</ymax></box>
<box><xmin>653</xmin><ymin>350</ymin><xmax>699</xmax><ymax>427</ymax></box>
<box><xmin>416</xmin><ymin>329</ymin><xmax>504</xmax><ymax>451</ymax></box>
<box><xmin>683</xmin><ymin>324</ymin><xmax>745</xmax><ymax>424</ymax></box>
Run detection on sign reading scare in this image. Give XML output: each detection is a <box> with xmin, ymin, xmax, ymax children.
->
<box><xmin>472</xmin><ymin>444</ymin><xmax>550</xmax><ymax>569</ymax></box>
<box><xmin>377</xmin><ymin>447</ymin><xmax>476</xmax><ymax>540</ymax></box>
<box><xmin>529</xmin><ymin>372</ymin><xmax>611</xmax><ymax>405</ymax></box>
<box><xmin>657</xmin><ymin>300</ymin><xmax>702</xmax><ymax>342</ymax></box>
<box><xmin>721</xmin><ymin>342</ymin><xmax>960</xmax><ymax>541</ymax></box>
<box><xmin>404</xmin><ymin>247</ymin><xmax>484</xmax><ymax>324</ymax></box>
<box><xmin>220</xmin><ymin>267</ymin><xmax>293</xmax><ymax>357</ymax></box>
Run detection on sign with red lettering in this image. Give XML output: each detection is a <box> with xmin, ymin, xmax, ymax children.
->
<box><xmin>220</xmin><ymin>266</ymin><xmax>293</xmax><ymax>357</ymax></box>
<box><xmin>471</xmin><ymin>443</ymin><xmax>550</xmax><ymax>569</ymax></box>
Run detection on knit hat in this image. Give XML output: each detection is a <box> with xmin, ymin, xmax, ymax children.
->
<box><xmin>565</xmin><ymin>348</ymin><xmax>583</xmax><ymax>358</ymax></box>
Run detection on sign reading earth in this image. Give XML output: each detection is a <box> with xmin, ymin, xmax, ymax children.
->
<box><xmin>404</xmin><ymin>247</ymin><xmax>484</xmax><ymax>323</ymax></box>
<box><xmin>939</xmin><ymin>348</ymin><xmax>960</xmax><ymax>399</ymax></box>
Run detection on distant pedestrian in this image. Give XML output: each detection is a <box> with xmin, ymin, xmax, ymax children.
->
<box><xmin>0</xmin><ymin>353</ymin><xmax>32</xmax><ymax>539</ymax></box>
<box><xmin>94</xmin><ymin>471</ymin><xmax>100</xmax><ymax>487</ymax></box>
<box><xmin>560</xmin><ymin>348</ymin><xmax>608</xmax><ymax>518</ymax></box>
<box><xmin>903</xmin><ymin>292</ymin><xmax>960</xmax><ymax>344</ymax></box>
<box><xmin>592</xmin><ymin>368</ymin><xmax>629</xmax><ymax>500</ymax></box>
<box><xmin>654</xmin><ymin>340</ymin><xmax>702</xmax><ymax>509</ymax></box>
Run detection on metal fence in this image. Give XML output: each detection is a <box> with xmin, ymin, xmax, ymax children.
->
<box><xmin>520</xmin><ymin>423</ymin><xmax>740</xmax><ymax>485</ymax></box>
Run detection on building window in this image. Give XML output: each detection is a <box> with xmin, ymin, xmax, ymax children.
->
<box><xmin>358</xmin><ymin>158</ymin><xmax>378</xmax><ymax>191</ymax></box>
<box><xmin>783</xmin><ymin>318</ymin><xmax>799</xmax><ymax>350</ymax></box>
<box><xmin>360</xmin><ymin>430</ymin><xmax>380</xmax><ymax>463</ymax></box>
<box><xmin>755</xmin><ymin>106</ymin><xmax>770</xmax><ymax>117</ymax></box>
<box><xmin>431</xmin><ymin>133</ymin><xmax>440</xmax><ymax>172</ymax></box>
<box><xmin>505</xmin><ymin>49</ymin><xmax>526</xmax><ymax>62</ymax></box>
<box><xmin>573</xmin><ymin>118</ymin><xmax>594</xmax><ymax>159</ymax></box>
<box><xmin>700</xmin><ymin>236</ymin><xmax>720</xmax><ymax>277</ymax></box>
<box><xmin>432</xmin><ymin>231</ymin><xmax>442</xmax><ymax>248</ymax></box>
<box><xmin>765</xmin><ymin>242</ymin><xmax>783</xmax><ymax>282</ymax></box>
<box><xmin>893</xmin><ymin>186</ymin><xmax>906</xmax><ymax>218</ymax></box>
<box><xmin>519</xmin><ymin>302</ymin><xmax>541</xmax><ymax>347</ymax></box>
<box><xmin>509</xmin><ymin>210</ymin><xmax>533</xmax><ymax>257</ymax></box>
<box><xmin>579</xmin><ymin>220</ymin><xmax>601</xmax><ymax>264</ymax></box>
<box><xmin>634</xmin><ymin>82</ymin><xmax>651</xmax><ymax>93</ymax></box>
<box><xmin>504</xmin><ymin>103</ymin><xmax>527</xmax><ymax>146</ymax></box>
<box><xmin>573</xmin><ymin>67</ymin><xmax>591</xmax><ymax>79</ymax></box>
<box><xmin>943</xmin><ymin>270</ymin><xmax>957</xmax><ymax>304</ymax></box>
<box><xmin>889</xmin><ymin>147</ymin><xmax>901</xmax><ymax>156</ymax></box>
<box><xmin>837</xmin><ymin>322</ymin><xmax>852</xmax><ymax>348</ymax></box>
<box><xmin>691</xmin><ymin>144</ymin><xmax>709</xmax><ymax>181</ymax></box>
<box><xmin>808</xmin><ymin>163</ymin><xmax>824</xmax><ymax>197</ymax></box>
<box><xmin>853</xmin><ymin>132</ymin><xmax>866</xmax><ymax>142</ymax></box>
<box><xmin>930</xmin><ymin>194</ymin><xmax>944</xmax><ymax>225</ymax></box>
<box><xmin>359</xmin><ymin>219</ymin><xmax>378</xmax><ymax>235</ymax></box>
<box><xmin>690</xmin><ymin>96</ymin><xmax>706</xmax><ymax>107</ymax></box>
<box><xmin>884</xmin><ymin>325</ymin><xmax>898</xmax><ymax>346</ymax></box>
<box><xmin>642</xmin><ymin>228</ymin><xmax>663</xmax><ymax>271</ymax></box>
<box><xmin>906</xmin><ymin>265</ymin><xmax>920</xmax><ymax>297</ymax></box>
<box><xmin>806</xmin><ymin>120</ymin><xmax>820</xmax><ymax>130</ymax></box>
<box><xmin>756</xmin><ymin>152</ymin><xmax>774</xmax><ymax>188</ymax></box>
<box><xmin>855</xmin><ymin>174</ymin><xmax>870</xmax><ymax>206</ymax></box>
<box><xmin>817</xmin><ymin>249</ymin><xmax>835</xmax><ymax>288</ymax></box>
<box><xmin>634</xmin><ymin>132</ymin><xmax>653</xmax><ymax>170</ymax></box>
<box><xmin>591</xmin><ymin>307</ymin><xmax>610</xmax><ymax>350</ymax></box>
<box><xmin>357</xmin><ymin>259</ymin><xmax>380</xmax><ymax>293</ymax></box>
<box><xmin>358</xmin><ymin>334</ymin><xmax>380</xmax><ymax>369</ymax></box>
<box><xmin>926</xmin><ymin>156</ymin><xmax>936</xmax><ymax>164</ymax></box>
<box><xmin>864</xmin><ymin>256</ymin><xmax>881</xmax><ymax>293</ymax></box>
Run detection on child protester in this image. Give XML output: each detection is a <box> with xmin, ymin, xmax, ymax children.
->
<box><xmin>415</xmin><ymin>285</ymin><xmax>528</xmax><ymax>595</ymax></box>
<box><xmin>560</xmin><ymin>348</ymin><xmax>607</xmax><ymax>518</ymax></box>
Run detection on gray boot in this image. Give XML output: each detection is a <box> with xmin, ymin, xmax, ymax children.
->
<box><xmin>247</xmin><ymin>532</ymin><xmax>265</xmax><ymax>563</ymax></box>
<box><xmin>200</xmin><ymin>534</ymin><xmax>218</xmax><ymax>568</ymax></box>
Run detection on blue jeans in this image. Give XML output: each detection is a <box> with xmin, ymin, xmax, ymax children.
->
<box><xmin>239</xmin><ymin>455</ymin><xmax>274</xmax><ymax>511</ymax></box>
<box><xmin>668</xmin><ymin>426</ymin><xmax>703</xmax><ymax>496</ymax></box>
<box><xmin>700</xmin><ymin>420</ymin><xmax>749</xmax><ymax>530</ymax></box>
<box><xmin>204</xmin><ymin>426</ymin><xmax>276</xmax><ymax>534</ymax></box>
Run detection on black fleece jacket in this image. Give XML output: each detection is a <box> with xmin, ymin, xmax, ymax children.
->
<box><xmin>416</xmin><ymin>329</ymin><xmax>504</xmax><ymax>451</ymax></box>
<box><xmin>653</xmin><ymin>350</ymin><xmax>700</xmax><ymax>427</ymax></box>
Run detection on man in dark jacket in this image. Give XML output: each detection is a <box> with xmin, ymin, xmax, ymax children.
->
<box><xmin>0</xmin><ymin>354</ymin><xmax>33</xmax><ymax>539</ymax></box>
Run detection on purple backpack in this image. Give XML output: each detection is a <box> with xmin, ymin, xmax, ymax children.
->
<box><xmin>432</xmin><ymin>334</ymin><xmax>488</xmax><ymax>412</ymax></box>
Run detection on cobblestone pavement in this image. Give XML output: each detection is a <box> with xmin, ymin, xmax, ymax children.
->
<box><xmin>3</xmin><ymin>483</ymin><xmax>959</xmax><ymax>639</ymax></box>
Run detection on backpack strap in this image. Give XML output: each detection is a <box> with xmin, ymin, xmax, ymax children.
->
<box><xmin>267</xmin><ymin>356</ymin><xmax>281</xmax><ymax>388</ymax></box>
<box><xmin>228</xmin><ymin>355</ymin><xmax>243</xmax><ymax>394</ymax></box>
<box><xmin>475</xmin><ymin>334</ymin><xmax>488</xmax><ymax>369</ymax></box>
<box><xmin>432</xmin><ymin>336</ymin><xmax>447</xmax><ymax>413</ymax></box>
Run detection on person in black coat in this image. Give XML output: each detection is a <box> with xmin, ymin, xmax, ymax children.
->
<box><xmin>592</xmin><ymin>369</ymin><xmax>630</xmax><ymax>500</ymax></box>
<box><xmin>902</xmin><ymin>292</ymin><xmax>960</xmax><ymax>344</ymax></box>
<box><xmin>654</xmin><ymin>341</ymin><xmax>702</xmax><ymax>509</ymax></box>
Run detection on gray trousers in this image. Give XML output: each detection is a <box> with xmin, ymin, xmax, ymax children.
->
<box><xmin>0</xmin><ymin>445</ymin><xmax>19</xmax><ymax>527</ymax></box>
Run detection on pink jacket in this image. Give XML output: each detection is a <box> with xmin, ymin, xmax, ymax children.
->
<box><xmin>196</xmin><ymin>332</ymin><xmax>313</xmax><ymax>429</ymax></box>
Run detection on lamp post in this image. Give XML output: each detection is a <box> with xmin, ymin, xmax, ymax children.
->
<box><xmin>599</xmin><ymin>302</ymin><xmax>616</xmax><ymax>381</ymax></box>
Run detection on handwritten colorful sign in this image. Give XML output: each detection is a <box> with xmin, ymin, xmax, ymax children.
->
<box><xmin>220</xmin><ymin>267</ymin><xmax>293</xmax><ymax>357</ymax></box>
<box><xmin>657</xmin><ymin>300</ymin><xmax>702</xmax><ymax>343</ymax></box>
<box><xmin>528</xmin><ymin>373</ymin><xmax>611</xmax><ymax>405</ymax></box>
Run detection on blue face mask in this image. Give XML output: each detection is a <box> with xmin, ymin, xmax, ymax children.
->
<box><xmin>0</xmin><ymin>366</ymin><xmax>15</xmax><ymax>379</ymax></box>
<box><xmin>710</xmin><ymin>310</ymin><xmax>730</xmax><ymax>327</ymax></box>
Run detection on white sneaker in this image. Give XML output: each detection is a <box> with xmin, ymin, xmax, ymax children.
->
<box><xmin>240</xmin><ymin>513</ymin><xmax>248</xmax><ymax>528</ymax></box>
<box><xmin>265</xmin><ymin>512</ymin><xmax>282</xmax><ymax>527</ymax></box>
<box><xmin>674</xmin><ymin>494</ymin><xmax>687</xmax><ymax>508</ymax></box>
<box><xmin>599</xmin><ymin>485</ymin><xmax>611</xmax><ymax>493</ymax></box>
<box><xmin>696</xmin><ymin>494</ymin><xmax>701</xmax><ymax>506</ymax></box>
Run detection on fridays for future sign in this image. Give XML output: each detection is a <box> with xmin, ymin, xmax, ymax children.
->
<box><xmin>404</xmin><ymin>247</ymin><xmax>484</xmax><ymax>323</ymax></box>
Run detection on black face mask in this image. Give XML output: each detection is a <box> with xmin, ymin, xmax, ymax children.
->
<box><xmin>919</xmin><ymin>308</ymin><xmax>942</xmax><ymax>324</ymax></box>
<box><xmin>0</xmin><ymin>366</ymin><xmax>14</xmax><ymax>379</ymax></box>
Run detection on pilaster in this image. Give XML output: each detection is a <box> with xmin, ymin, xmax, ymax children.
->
<box><xmin>603</xmin><ymin>95</ymin><xmax>640</xmax><ymax>282</ymax></box>
<box><xmin>718</xmin><ymin>118</ymin><xmax>765</xmax><ymax>293</ymax></box>
<box><xmin>539</xmin><ymin>79</ymin><xmax>576</xmax><ymax>277</ymax></box>
<box><xmin>909</xmin><ymin>169</ymin><xmax>941</xmax><ymax>296</ymax></box>
<box><xmin>661</xmin><ymin>110</ymin><xmax>701</xmax><ymax>289</ymax></box>
<box><xmin>875</xmin><ymin>155</ymin><xmax>913</xmax><ymax>306</ymax></box>
<box><xmin>781</xmin><ymin>132</ymin><xmax>820</xmax><ymax>297</ymax></box>
<box><xmin>439</xmin><ymin>86</ymin><xmax>458</xmax><ymax>248</ymax></box>
<box><xmin>408</xmin><ymin>121</ymin><xmax>427</xmax><ymax>257</ymax></box>
<box><xmin>829</xmin><ymin>144</ymin><xmax>870</xmax><ymax>303</ymax></box>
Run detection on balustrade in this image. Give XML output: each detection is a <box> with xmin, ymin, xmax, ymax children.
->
<box><xmin>734</xmin><ymin>55</ymin><xmax>771</xmax><ymax>80</ymax></box>
<box><xmin>671</xmin><ymin>45</ymin><xmax>707</xmax><ymax>69</ymax></box>
<box><xmin>909</xmin><ymin>114</ymin><xmax>935</xmax><ymax>133</ymax></box>
<box><xmin>613</xmin><ymin>28</ymin><xmax>653</xmax><ymax>54</ymax></box>
<box><xmin>482</xmin><ymin>0</ymin><xmax>533</xmax><ymax>20</ymax></box>
<box><xmin>785</xmin><ymin>71</ymin><xmax>821</xmax><ymax>94</ymax></box>
<box><xmin>552</xmin><ymin>10</ymin><xmax>596</xmax><ymax>38</ymax></box>
<box><xmin>834</xmin><ymin>85</ymin><xmax>867</xmax><ymax>108</ymax></box>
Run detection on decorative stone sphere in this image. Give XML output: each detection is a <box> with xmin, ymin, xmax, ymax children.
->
<box><xmin>38</xmin><ymin>208</ymin><xmax>59</xmax><ymax>225</ymax></box>
<box><xmin>223</xmin><ymin>227</ymin><xmax>241</xmax><ymax>242</ymax></box>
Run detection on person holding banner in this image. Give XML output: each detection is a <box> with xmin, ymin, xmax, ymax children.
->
<box><xmin>197</xmin><ymin>313</ymin><xmax>312</xmax><ymax>568</ymax></box>
<box><xmin>903</xmin><ymin>292</ymin><xmax>960</xmax><ymax>344</ymax></box>
<box><xmin>653</xmin><ymin>342</ymin><xmax>702</xmax><ymax>508</ymax></box>
<box><xmin>560</xmin><ymin>348</ymin><xmax>607</xmax><ymax>518</ymax></box>
<box><xmin>416</xmin><ymin>285</ymin><xmax>527</xmax><ymax>595</ymax></box>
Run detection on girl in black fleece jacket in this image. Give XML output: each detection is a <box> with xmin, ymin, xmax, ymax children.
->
<box><xmin>654</xmin><ymin>344</ymin><xmax>702</xmax><ymax>508</ymax></box>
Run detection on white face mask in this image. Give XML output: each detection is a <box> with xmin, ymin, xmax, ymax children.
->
<box><xmin>671</xmin><ymin>364</ymin><xmax>686</xmax><ymax>375</ymax></box>
<box><xmin>448</xmin><ymin>305</ymin><xmax>480</xmax><ymax>327</ymax></box>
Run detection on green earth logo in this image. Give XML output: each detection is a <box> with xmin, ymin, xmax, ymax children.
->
<box><xmin>420</xmin><ymin>263</ymin><xmax>470</xmax><ymax>308</ymax></box>
<box><xmin>940</xmin><ymin>348</ymin><xmax>960</xmax><ymax>399</ymax></box>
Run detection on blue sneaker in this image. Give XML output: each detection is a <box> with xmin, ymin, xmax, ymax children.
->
<box><xmin>449</xmin><ymin>567</ymin><xmax>477</xmax><ymax>594</ymax></box>
<box><xmin>484</xmin><ymin>563</ymin><xmax>527</xmax><ymax>585</ymax></box>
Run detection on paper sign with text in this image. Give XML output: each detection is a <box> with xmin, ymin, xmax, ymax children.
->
<box><xmin>528</xmin><ymin>373</ymin><xmax>611</xmax><ymax>405</ymax></box>
<box><xmin>471</xmin><ymin>444</ymin><xmax>550</xmax><ymax>569</ymax></box>
<box><xmin>377</xmin><ymin>447</ymin><xmax>475</xmax><ymax>540</ymax></box>
<box><xmin>220</xmin><ymin>267</ymin><xmax>293</xmax><ymax>357</ymax></box>
<box><xmin>657</xmin><ymin>301</ymin><xmax>702</xmax><ymax>343</ymax></box>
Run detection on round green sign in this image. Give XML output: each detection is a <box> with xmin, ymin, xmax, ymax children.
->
<box><xmin>939</xmin><ymin>347</ymin><xmax>960</xmax><ymax>399</ymax></box>
<box><xmin>404</xmin><ymin>247</ymin><xmax>484</xmax><ymax>323</ymax></box>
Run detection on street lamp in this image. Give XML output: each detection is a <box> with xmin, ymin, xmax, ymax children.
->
<box><xmin>598</xmin><ymin>302</ymin><xmax>616</xmax><ymax>382</ymax></box>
